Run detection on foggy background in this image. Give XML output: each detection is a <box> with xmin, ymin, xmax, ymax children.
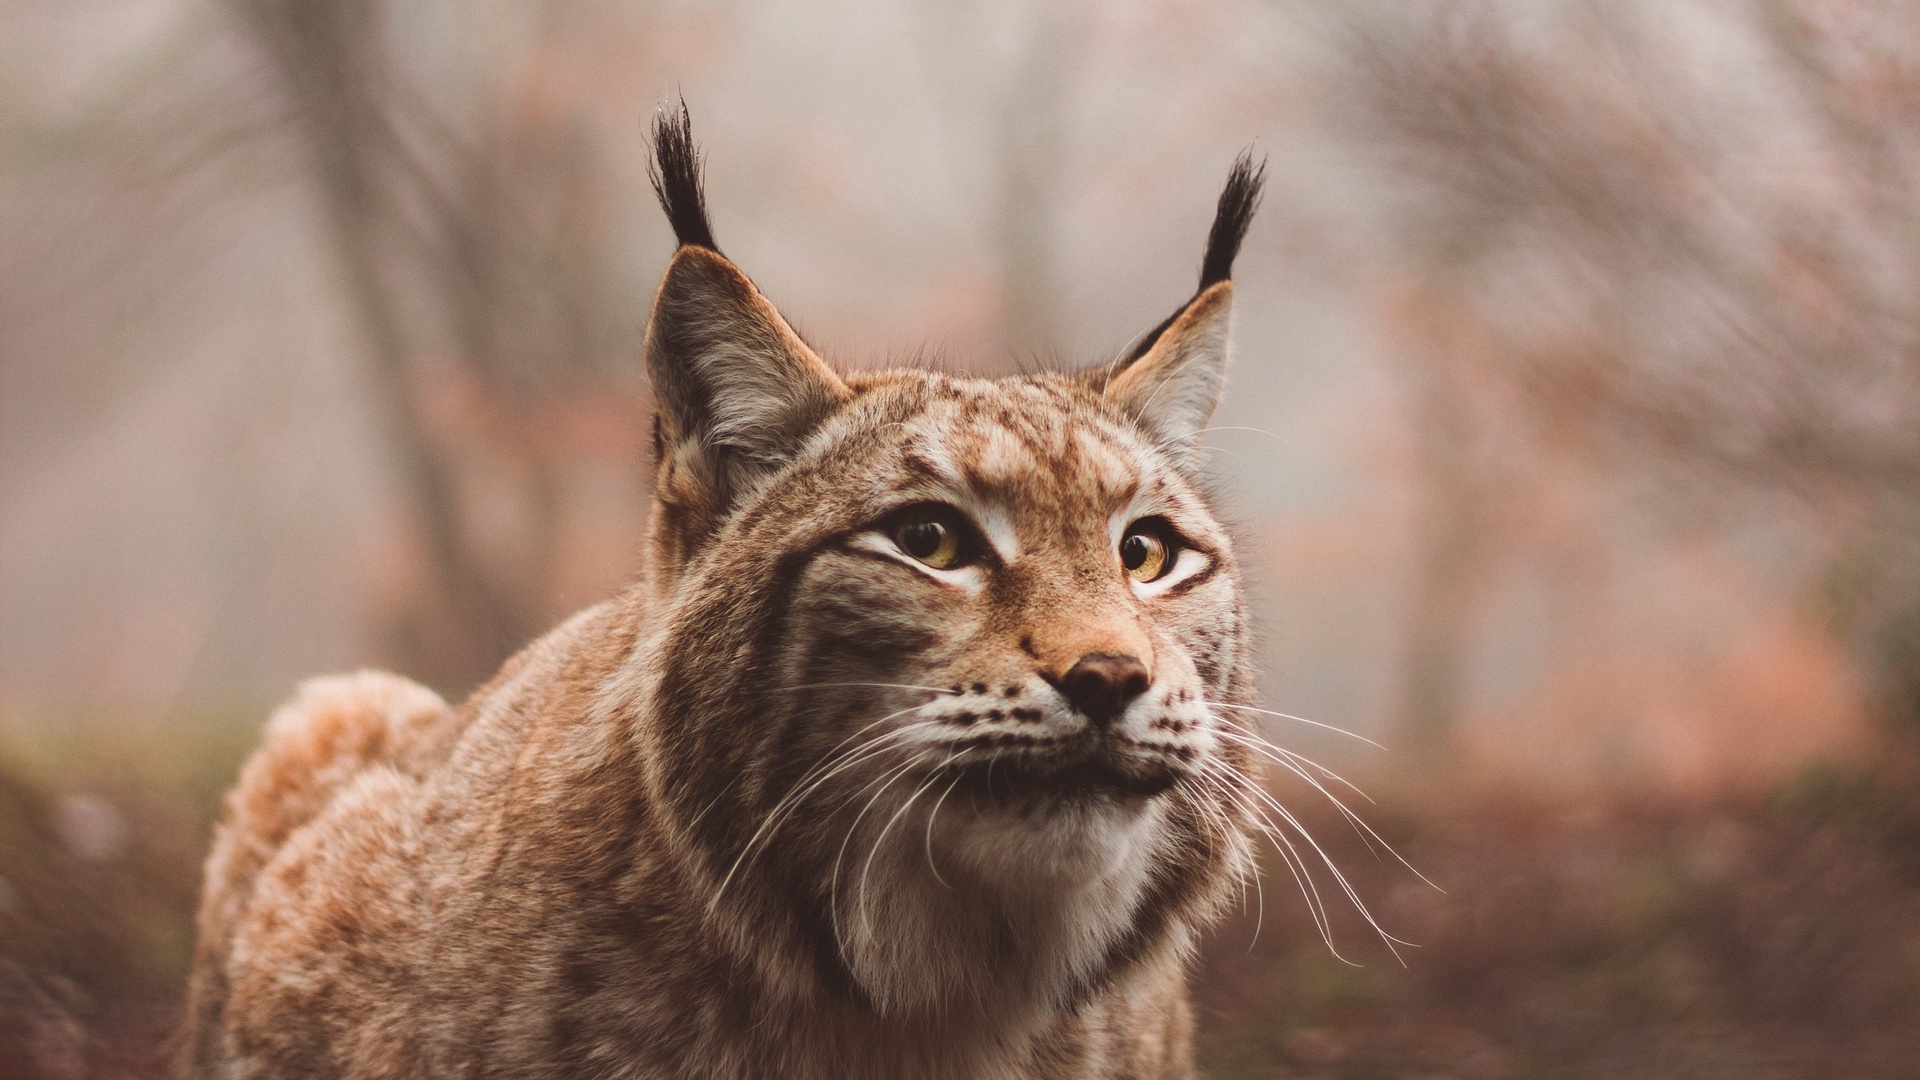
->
<box><xmin>4</xmin><ymin>0</ymin><xmax>1918</xmax><ymax>1077</ymax></box>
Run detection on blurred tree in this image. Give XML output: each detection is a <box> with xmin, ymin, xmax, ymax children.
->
<box><xmin>907</xmin><ymin>0</ymin><xmax>1091</xmax><ymax>361</ymax></box>
<box><xmin>991</xmin><ymin>0</ymin><xmax>1077</xmax><ymax>355</ymax></box>
<box><xmin>235</xmin><ymin>0</ymin><xmax>646</xmax><ymax>694</ymax></box>
<box><xmin>1325</xmin><ymin>0</ymin><xmax>1920</xmax><ymax>748</ymax></box>
<box><xmin>1385</xmin><ymin>284</ymin><xmax>1498</xmax><ymax>757</ymax></box>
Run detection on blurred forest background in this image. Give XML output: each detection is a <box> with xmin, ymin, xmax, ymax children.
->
<box><xmin>4</xmin><ymin>0</ymin><xmax>1920</xmax><ymax>1076</ymax></box>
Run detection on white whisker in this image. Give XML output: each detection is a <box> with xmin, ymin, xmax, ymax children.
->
<box><xmin>923</xmin><ymin>772</ymin><xmax>965</xmax><ymax>890</ymax></box>
<box><xmin>1211</xmin><ymin>721</ymin><xmax>1374</xmax><ymax>797</ymax></box>
<box><xmin>736</xmin><ymin>722</ymin><xmax>933</xmax><ymax>859</ymax></box>
<box><xmin>1230</xmin><ymin>766</ymin><xmax>1416</xmax><ymax>963</ymax></box>
<box><xmin>856</xmin><ymin>755</ymin><xmax>955</xmax><ymax>940</ymax></box>
<box><xmin>708</xmin><ymin>700</ymin><xmax>942</xmax><ymax>912</ymax></box>
<box><xmin>778</xmin><ymin>681</ymin><xmax>962</xmax><ymax>696</ymax></box>
<box><xmin>1212</xmin><ymin>728</ymin><xmax>1441</xmax><ymax>893</ymax></box>
<box><xmin>830</xmin><ymin>757</ymin><xmax>925</xmax><ymax>953</ymax></box>
<box><xmin>684</xmin><ymin>772</ymin><xmax>743</xmax><ymax>835</ymax></box>
<box><xmin>1179</xmin><ymin>773</ymin><xmax>1265</xmax><ymax>951</ymax></box>
<box><xmin>710</xmin><ymin>735</ymin><xmax>910</xmax><ymax>913</ymax></box>
<box><xmin>1189</xmin><ymin>424</ymin><xmax>1289</xmax><ymax>444</ymax></box>
<box><xmin>1214</xmin><ymin>726</ymin><xmax>1374</xmax><ymax>803</ymax></box>
<box><xmin>1203</xmin><ymin>700</ymin><xmax>1383</xmax><ymax>749</ymax></box>
<box><xmin>1199</xmin><ymin>758</ymin><xmax>1343</xmax><ymax>959</ymax></box>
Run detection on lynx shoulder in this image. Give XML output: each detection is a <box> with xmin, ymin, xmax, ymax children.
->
<box><xmin>182</xmin><ymin>105</ymin><xmax>1268</xmax><ymax>1080</ymax></box>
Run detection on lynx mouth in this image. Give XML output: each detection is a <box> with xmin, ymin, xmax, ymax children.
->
<box><xmin>946</xmin><ymin>732</ymin><xmax>1192</xmax><ymax>801</ymax></box>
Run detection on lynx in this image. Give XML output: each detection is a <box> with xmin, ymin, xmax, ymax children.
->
<box><xmin>182</xmin><ymin>106</ymin><xmax>1268</xmax><ymax>1079</ymax></box>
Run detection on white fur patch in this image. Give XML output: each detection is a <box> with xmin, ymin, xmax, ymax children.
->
<box><xmin>847</xmin><ymin>531</ymin><xmax>989</xmax><ymax>592</ymax></box>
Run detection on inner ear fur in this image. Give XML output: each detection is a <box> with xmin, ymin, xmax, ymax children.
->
<box><xmin>645</xmin><ymin>245</ymin><xmax>849</xmax><ymax>551</ymax></box>
<box><xmin>1101</xmin><ymin>281</ymin><xmax>1234</xmax><ymax>458</ymax></box>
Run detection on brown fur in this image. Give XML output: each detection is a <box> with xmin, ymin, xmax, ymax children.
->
<box><xmin>183</xmin><ymin>120</ymin><xmax>1266</xmax><ymax>1079</ymax></box>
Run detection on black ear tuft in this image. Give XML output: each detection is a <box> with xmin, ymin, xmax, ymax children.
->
<box><xmin>1198</xmin><ymin>149</ymin><xmax>1265</xmax><ymax>290</ymax></box>
<box><xmin>1109</xmin><ymin>150</ymin><xmax>1266</xmax><ymax>371</ymax></box>
<box><xmin>648</xmin><ymin>100</ymin><xmax>718</xmax><ymax>252</ymax></box>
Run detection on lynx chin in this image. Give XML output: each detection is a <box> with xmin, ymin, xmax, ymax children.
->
<box><xmin>183</xmin><ymin>104</ymin><xmax>1271</xmax><ymax>1079</ymax></box>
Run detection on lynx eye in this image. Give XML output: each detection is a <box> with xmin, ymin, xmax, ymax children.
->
<box><xmin>1120</xmin><ymin>520</ymin><xmax>1175</xmax><ymax>582</ymax></box>
<box><xmin>891</xmin><ymin>506</ymin><xmax>967</xmax><ymax>569</ymax></box>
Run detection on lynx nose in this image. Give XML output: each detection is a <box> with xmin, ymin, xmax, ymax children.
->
<box><xmin>1054</xmin><ymin>653</ymin><xmax>1151</xmax><ymax>726</ymax></box>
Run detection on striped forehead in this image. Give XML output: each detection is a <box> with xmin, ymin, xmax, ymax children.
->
<box><xmin>900</xmin><ymin>382</ymin><xmax>1146</xmax><ymax>513</ymax></box>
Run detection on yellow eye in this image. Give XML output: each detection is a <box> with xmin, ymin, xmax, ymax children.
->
<box><xmin>1120</xmin><ymin>524</ymin><xmax>1172</xmax><ymax>582</ymax></box>
<box><xmin>894</xmin><ymin>511</ymin><xmax>964</xmax><ymax>569</ymax></box>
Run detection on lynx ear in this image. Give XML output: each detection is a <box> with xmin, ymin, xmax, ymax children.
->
<box><xmin>1103</xmin><ymin>281</ymin><xmax>1234</xmax><ymax>458</ymax></box>
<box><xmin>643</xmin><ymin>105</ymin><xmax>849</xmax><ymax>561</ymax></box>
<box><xmin>1097</xmin><ymin>151</ymin><xmax>1264</xmax><ymax>462</ymax></box>
<box><xmin>646</xmin><ymin>247</ymin><xmax>848</xmax><ymax>492</ymax></box>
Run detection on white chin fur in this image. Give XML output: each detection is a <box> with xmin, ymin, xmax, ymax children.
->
<box><xmin>835</xmin><ymin>791</ymin><xmax>1166</xmax><ymax>1018</ymax></box>
<box><xmin>943</xmin><ymin>794</ymin><xmax>1163</xmax><ymax>894</ymax></box>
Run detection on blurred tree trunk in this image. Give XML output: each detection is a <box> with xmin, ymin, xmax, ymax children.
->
<box><xmin>904</xmin><ymin>0</ymin><xmax>1090</xmax><ymax>363</ymax></box>
<box><xmin>993</xmin><ymin>2</ymin><xmax>1075</xmax><ymax>355</ymax></box>
<box><xmin>1390</xmin><ymin>286</ymin><xmax>1490</xmax><ymax>757</ymax></box>
<box><xmin>234</xmin><ymin>0</ymin><xmax>643</xmax><ymax>695</ymax></box>
<box><xmin>237</xmin><ymin>0</ymin><xmax>529</xmax><ymax>693</ymax></box>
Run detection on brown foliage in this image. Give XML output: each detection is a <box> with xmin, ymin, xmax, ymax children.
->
<box><xmin>1196</xmin><ymin>774</ymin><xmax>1920</xmax><ymax>1079</ymax></box>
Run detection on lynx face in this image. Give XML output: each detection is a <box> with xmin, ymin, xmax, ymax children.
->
<box><xmin>622</xmin><ymin>111</ymin><xmax>1267</xmax><ymax>1017</ymax></box>
<box><xmin>785</xmin><ymin>381</ymin><xmax>1253</xmax><ymax>1010</ymax></box>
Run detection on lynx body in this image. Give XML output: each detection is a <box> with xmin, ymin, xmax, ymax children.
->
<box><xmin>182</xmin><ymin>109</ymin><xmax>1267</xmax><ymax>1080</ymax></box>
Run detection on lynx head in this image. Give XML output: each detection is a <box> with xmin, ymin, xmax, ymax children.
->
<box><xmin>624</xmin><ymin>104</ymin><xmax>1265</xmax><ymax>1021</ymax></box>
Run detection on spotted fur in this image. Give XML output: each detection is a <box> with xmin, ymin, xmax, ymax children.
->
<box><xmin>182</xmin><ymin>110</ymin><xmax>1266</xmax><ymax>1080</ymax></box>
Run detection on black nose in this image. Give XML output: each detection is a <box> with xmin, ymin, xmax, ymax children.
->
<box><xmin>1055</xmin><ymin>653</ymin><xmax>1151</xmax><ymax>725</ymax></box>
